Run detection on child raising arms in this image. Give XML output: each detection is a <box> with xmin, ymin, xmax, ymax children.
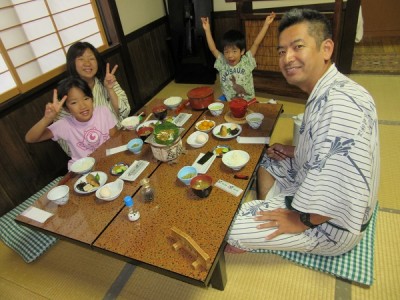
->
<box><xmin>201</xmin><ymin>12</ymin><xmax>275</xmax><ymax>101</ymax></box>
<box><xmin>26</xmin><ymin>77</ymin><xmax>117</xmax><ymax>170</ymax></box>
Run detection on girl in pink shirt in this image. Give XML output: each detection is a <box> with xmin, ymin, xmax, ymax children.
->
<box><xmin>25</xmin><ymin>77</ymin><xmax>117</xmax><ymax>170</ymax></box>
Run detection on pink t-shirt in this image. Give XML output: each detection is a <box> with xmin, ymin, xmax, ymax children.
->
<box><xmin>49</xmin><ymin>106</ymin><xmax>117</xmax><ymax>169</ymax></box>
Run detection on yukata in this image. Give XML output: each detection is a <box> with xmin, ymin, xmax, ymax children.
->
<box><xmin>49</xmin><ymin>106</ymin><xmax>117</xmax><ymax>170</ymax></box>
<box><xmin>215</xmin><ymin>51</ymin><xmax>256</xmax><ymax>101</ymax></box>
<box><xmin>56</xmin><ymin>77</ymin><xmax>130</xmax><ymax>155</ymax></box>
<box><xmin>227</xmin><ymin>64</ymin><xmax>380</xmax><ymax>256</ymax></box>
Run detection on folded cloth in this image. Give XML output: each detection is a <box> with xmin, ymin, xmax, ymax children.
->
<box><xmin>0</xmin><ymin>177</ymin><xmax>61</xmax><ymax>263</ymax></box>
<box><xmin>252</xmin><ymin>204</ymin><xmax>378</xmax><ymax>286</ymax></box>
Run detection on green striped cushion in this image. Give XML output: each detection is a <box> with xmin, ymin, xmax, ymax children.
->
<box><xmin>252</xmin><ymin>205</ymin><xmax>378</xmax><ymax>286</ymax></box>
<box><xmin>0</xmin><ymin>177</ymin><xmax>62</xmax><ymax>263</ymax></box>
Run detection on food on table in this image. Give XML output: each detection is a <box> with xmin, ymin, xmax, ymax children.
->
<box><xmin>214</xmin><ymin>145</ymin><xmax>230</xmax><ymax>156</ymax></box>
<box><xmin>219</xmin><ymin>125</ymin><xmax>228</xmax><ymax>137</ymax></box>
<box><xmin>153</xmin><ymin>122</ymin><xmax>179</xmax><ymax>145</ymax></box>
<box><xmin>197</xmin><ymin>120</ymin><xmax>215</xmax><ymax>131</ymax></box>
<box><xmin>86</xmin><ymin>173</ymin><xmax>100</xmax><ymax>187</ymax></box>
<box><xmin>192</xmin><ymin>179</ymin><xmax>211</xmax><ymax>190</ymax></box>
<box><xmin>100</xmin><ymin>186</ymin><xmax>111</xmax><ymax>198</ymax></box>
<box><xmin>182</xmin><ymin>173</ymin><xmax>196</xmax><ymax>179</ymax></box>
<box><xmin>76</xmin><ymin>173</ymin><xmax>101</xmax><ymax>192</ymax></box>
<box><xmin>112</xmin><ymin>164</ymin><xmax>128</xmax><ymax>175</ymax></box>
<box><xmin>230</xmin><ymin>124</ymin><xmax>240</xmax><ymax>135</ymax></box>
<box><xmin>195</xmin><ymin>134</ymin><xmax>207</xmax><ymax>144</ymax></box>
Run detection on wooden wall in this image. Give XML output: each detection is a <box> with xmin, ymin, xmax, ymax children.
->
<box><xmin>0</xmin><ymin>18</ymin><xmax>174</xmax><ymax>216</ymax></box>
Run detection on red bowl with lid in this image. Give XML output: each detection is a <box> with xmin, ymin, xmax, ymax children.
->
<box><xmin>187</xmin><ymin>86</ymin><xmax>214</xmax><ymax>110</ymax></box>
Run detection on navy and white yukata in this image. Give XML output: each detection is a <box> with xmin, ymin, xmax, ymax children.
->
<box><xmin>227</xmin><ymin>64</ymin><xmax>380</xmax><ymax>256</ymax></box>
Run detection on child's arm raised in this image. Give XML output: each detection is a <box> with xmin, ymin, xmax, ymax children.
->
<box><xmin>201</xmin><ymin>17</ymin><xmax>220</xmax><ymax>59</ymax></box>
<box><xmin>25</xmin><ymin>90</ymin><xmax>67</xmax><ymax>143</ymax></box>
<box><xmin>249</xmin><ymin>12</ymin><xmax>276</xmax><ymax>57</ymax></box>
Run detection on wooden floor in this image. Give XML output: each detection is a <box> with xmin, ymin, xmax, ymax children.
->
<box><xmin>351</xmin><ymin>36</ymin><xmax>400</xmax><ymax>74</ymax></box>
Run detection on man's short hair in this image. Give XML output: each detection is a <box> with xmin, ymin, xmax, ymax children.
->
<box><xmin>221</xmin><ymin>30</ymin><xmax>246</xmax><ymax>51</ymax></box>
<box><xmin>278</xmin><ymin>8</ymin><xmax>332</xmax><ymax>47</ymax></box>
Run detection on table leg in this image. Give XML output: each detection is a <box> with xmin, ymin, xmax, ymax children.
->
<box><xmin>210</xmin><ymin>252</ymin><xmax>227</xmax><ymax>290</ymax></box>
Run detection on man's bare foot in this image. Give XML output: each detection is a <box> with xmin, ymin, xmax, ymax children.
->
<box><xmin>225</xmin><ymin>244</ymin><xmax>247</xmax><ymax>254</ymax></box>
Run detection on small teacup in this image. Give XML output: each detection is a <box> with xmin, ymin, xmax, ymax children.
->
<box><xmin>128</xmin><ymin>138</ymin><xmax>144</xmax><ymax>154</ymax></box>
<box><xmin>246</xmin><ymin>113</ymin><xmax>264</xmax><ymax>129</ymax></box>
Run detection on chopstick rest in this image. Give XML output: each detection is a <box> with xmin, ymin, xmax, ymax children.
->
<box><xmin>215</xmin><ymin>179</ymin><xmax>243</xmax><ymax>197</ymax></box>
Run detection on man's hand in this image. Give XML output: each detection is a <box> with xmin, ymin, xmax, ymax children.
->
<box><xmin>255</xmin><ymin>208</ymin><xmax>308</xmax><ymax>240</ymax></box>
<box><xmin>266</xmin><ymin>143</ymin><xmax>295</xmax><ymax>160</ymax></box>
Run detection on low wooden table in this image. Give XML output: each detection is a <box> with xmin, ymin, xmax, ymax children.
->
<box><xmin>16</xmin><ymin>100</ymin><xmax>282</xmax><ymax>290</ymax></box>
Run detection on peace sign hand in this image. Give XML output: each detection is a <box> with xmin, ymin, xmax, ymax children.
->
<box><xmin>44</xmin><ymin>89</ymin><xmax>67</xmax><ymax>121</ymax></box>
<box><xmin>104</xmin><ymin>63</ymin><xmax>118</xmax><ymax>89</ymax></box>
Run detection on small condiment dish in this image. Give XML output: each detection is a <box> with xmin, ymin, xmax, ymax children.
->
<box><xmin>128</xmin><ymin>138</ymin><xmax>144</xmax><ymax>154</ymax></box>
<box><xmin>177</xmin><ymin>166</ymin><xmax>198</xmax><ymax>186</ymax></box>
<box><xmin>47</xmin><ymin>185</ymin><xmax>70</xmax><ymax>205</ymax></box>
<box><xmin>96</xmin><ymin>179</ymin><xmax>124</xmax><ymax>201</ymax></box>
<box><xmin>222</xmin><ymin>150</ymin><xmax>250</xmax><ymax>171</ymax></box>
<box><xmin>186</xmin><ymin>131</ymin><xmax>209</xmax><ymax>148</ymax></box>
<box><xmin>70</xmin><ymin>157</ymin><xmax>95</xmax><ymax>174</ymax></box>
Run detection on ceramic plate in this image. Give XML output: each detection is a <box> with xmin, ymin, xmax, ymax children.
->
<box><xmin>212</xmin><ymin>123</ymin><xmax>242</xmax><ymax>139</ymax></box>
<box><xmin>74</xmin><ymin>171</ymin><xmax>108</xmax><ymax>194</ymax></box>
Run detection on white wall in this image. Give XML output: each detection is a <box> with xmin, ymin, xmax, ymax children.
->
<box><xmin>115</xmin><ymin>0</ymin><xmax>165</xmax><ymax>35</ymax></box>
<box><xmin>213</xmin><ymin>0</ymin><xmax>338</xmax><ymax>12</ymax></box>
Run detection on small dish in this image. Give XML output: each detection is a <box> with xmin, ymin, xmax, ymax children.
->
<box><xmin>195</xmin><ymin>119</ymin><xmax>216</xmax><ymax>133</ymax></box>
<box><xmin>208</xmin><ymin>102</ymin><xmax>224</xmax><ymax>116</ymax></box>
<box><xmin>190</xmin><ymin>174</ymin><xmax>213</xmax><ymax>198</ymax></box>
<box><xmin>186</xmin><ymin>131</ymin><xmax>209</xmax><ymax>148</ymax></box>
<box><xmin>152</xmin><ymin>105</ymin><xmax>168</xmax><ymax>120</ymax></box>
<box><xmin>136</xmin><ymin>120</ymin><xmax>158</xmax><ymax>131</ymax></box>
<box><xmin>222</xmin><ymin>150</ymin><xmax>250</xmax><ymax>171</ymax></box>
<box><xmin>96</xmin><ymin>179</ymin><xmax>124</xmax><ymax>201</ymax></box>
<box><xmin>164</xmin><ymin>96</ymin><xmax>183</xmax><ymax>110</ymax></box>
<box><xmin>213</xmin><ymin>145</ymin><xmax>231</xmax><ymax>157</ymax></box>
<box><xmin>74</xmin><ymin>171</ymin><xmax>108</xmax><ymax>194</ymax></box>
<box><xmin>110</xmin><ymin>163</ymin><xmax>129</xmax><ymax>175</ymax></box>
<box><xmin>246</xmin><ymin>112</ymin><xmax>264</xmax><ymax>129</ymax></box>
<box><xmin>177</xmin><ymin>166</ymin><xmax>198</xmax><ymax>186</ymax></box>
<box><xmin>127</xmin><ymin>138</ymin><xmax>144</xmax><ymax>154</ymax></box>
<box><xmin>212</xmin><ymin>123</ymin><xmax>242</xmax><ymax>139</ymax></box>
<box><xmin>70</xmin><ymin>157</ymin><xmax>95</xmax><ymax>174</ymax></box>
<box><xmin>121</xmin><ymin>116</ymin><xmax>141</xmax><ymax>130</ymax></box>
<box><xmin>47</xmin><ymin>185</ymin><xmax>69</xmax><ymax>205</ymax></box>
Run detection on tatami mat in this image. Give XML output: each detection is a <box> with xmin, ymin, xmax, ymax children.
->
<box><xmin>352</xmin><ymin>212</ymin><xmax>400</xmax><ymax>300</ymax></box>
<box><xmin>0</xmin><ymin>241</ymin><xmax>125</xmax><ymax>299</ymax></box>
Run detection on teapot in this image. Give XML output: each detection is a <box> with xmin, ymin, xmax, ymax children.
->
<box><xmin>229</xmin><ymin>98</ymin><xmax>258</xmax><ymax>118</ymax></box>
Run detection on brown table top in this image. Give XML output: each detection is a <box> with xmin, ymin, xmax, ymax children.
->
<box><xmin>92</xmin><ymin>102</ymin><xmax>283</xmax><ymax>284</ymax></box>
<box><xmin>16</xmin><ymin>99</ymin><xmax>282</xmax><ymax>287</ymax></box>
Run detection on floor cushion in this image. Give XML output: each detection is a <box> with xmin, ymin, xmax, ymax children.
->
<box><xmin>0</xmin><ymin>177</ymin><xmax>62</xmax><ymax>263</ymax></box>
<box><xmin>252</xmin><ymin>205</ymin><xmax>378</xmax><ymax>286</ymax></box>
